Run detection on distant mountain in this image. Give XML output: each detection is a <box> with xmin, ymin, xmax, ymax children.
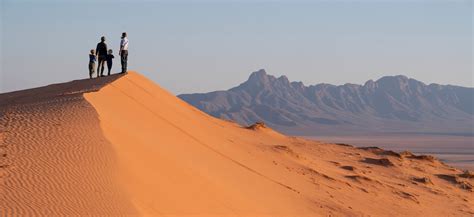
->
<box><xmin>179</xmin><ymin>69</ymin><xmax>474</xmax><ymax>136</ymax></box>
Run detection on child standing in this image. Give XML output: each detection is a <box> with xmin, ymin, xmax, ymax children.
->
<box><xmin>106</xmin><ymin>49</ymin><xmax>115</xmax><ymax>76</ymax></box>
<box><xmin>89</xmin><ymin>49</ymin><xmax>97</xmax><ymax>79</ymax></box>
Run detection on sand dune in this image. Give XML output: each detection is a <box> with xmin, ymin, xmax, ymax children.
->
<box><xmin>1</xmin><ymin>72</ymin><xmax>473</xmax><ymax>216</ymax></box>
<box><xmin>0</xmin><ymin>76</ymin><xmax>136</xmax><ymax>216</ymax></box>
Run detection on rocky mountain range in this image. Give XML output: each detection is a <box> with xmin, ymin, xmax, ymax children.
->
<box><xmin>179</xmin><ymin>69</ymin><xmax>474</xmax><ymax>136</ymax></box>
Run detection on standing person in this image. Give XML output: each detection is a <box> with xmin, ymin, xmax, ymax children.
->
<box><xmin>119</xmin><ymin>32</ymin><xmax>129</xmax><ymax>73</ymax></box>
<box><xmin>88</xmin><ymin>49</ymin><xmax>97</xmax><ymax>79</ymax></box>
<box><xmin>96</xmin><ymin>36</ymin><xmax>108</xmax><ymax>77</ymax></box>
<box><xmin>106</xmin><ymin>49</ymin><xmax>115</xmax><ymax>76</ymax></box>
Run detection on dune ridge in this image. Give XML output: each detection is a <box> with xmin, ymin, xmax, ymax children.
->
<box><xmin>1</xmin><ymin>72</ymin><xmax>473</xmax><ymax>216</ymax></box>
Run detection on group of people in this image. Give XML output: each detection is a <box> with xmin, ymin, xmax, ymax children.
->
<box><xmin>88</xmin><ymin>32</ymin><xmax>129</xmax><ymax>78</ymax></box>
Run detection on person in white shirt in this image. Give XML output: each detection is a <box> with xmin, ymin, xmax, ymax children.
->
<box><xmin>119</xmin><ymin>32</ymin><xmax>129</xmax><ymax>73</ymax></box>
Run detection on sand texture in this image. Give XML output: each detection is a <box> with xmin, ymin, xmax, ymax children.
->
<box><xmin>1</xmin><ymin>72</ymin><xmax>472</xmax><ymax>216</ymax></box>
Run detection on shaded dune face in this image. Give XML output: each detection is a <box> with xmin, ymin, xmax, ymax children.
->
<box><xmin>0</xmin><ymin>84</ymin><xmax>137</xmax><ymax>215</ymax></box>
<box><xmin>0</xmin><ymin>75</ymin><xmax>123</xmax><ymax>107</ymax></box>
<box><xmin>1</xmin><ymin>72</ymin><xmax>473</xmax><ymax>216</ymax></box>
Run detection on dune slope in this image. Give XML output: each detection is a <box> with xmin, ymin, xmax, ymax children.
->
<box><xmin>0</xmin><ymin>76</ymin><xmax>137</xmax><ymax>216</ymax></box>
<box><xmin>1</xmin><ymin>72</ymin><xmax>473</xmax><ymax>216</ymax></box>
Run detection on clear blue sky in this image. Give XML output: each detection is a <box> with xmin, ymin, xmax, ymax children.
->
<box><xmin>1</xmin><ymin>0</ymin><xmax>472</xmax><ymax>94</ymax></box>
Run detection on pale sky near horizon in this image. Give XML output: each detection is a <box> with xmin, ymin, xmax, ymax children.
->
<box><xmin>0</xmin><ymin>0</ymin><xmax>472</xmax><ymax>94</ymax></box>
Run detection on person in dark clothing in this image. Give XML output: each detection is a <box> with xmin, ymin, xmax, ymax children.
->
<box><xmin>106</xmin><ymin>49</ymin><xmax>114</xmax><ymax>76</ymax></box>
<box><xmin>96</xmin><ymin>36</ymin><xmax>108</xmax><ymax>77</ymax></box>
<box><xmin>89</xmin><ymin>49</ymin><xmax>97</xmax><ymax>79</ymax></box>
<box><xmin>119</xmin><ymin>32</ymin><xmax>129</xmax><ymax>73</ymax></box>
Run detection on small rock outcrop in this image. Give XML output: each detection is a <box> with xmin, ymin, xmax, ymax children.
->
<box><xmin>362</xmin><ymin>157</ymin><xmax>395</xmax><ymax>167</ymax></box>
<box><xmin>246</xmin><ymin>121</ymin><xmax>267</xmax><ymax>130</ymax></box>
<box><xmin>412</xmin><ymin>177</ymin><xmax>433</xmax><ymax>185</ymax></box>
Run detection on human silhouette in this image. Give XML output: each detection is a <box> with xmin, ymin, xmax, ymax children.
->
<box><xmin>96</xmin><ymin>36</ymin><xmax>108</xmax><ymax>77</ymax></box>
<box><xmin>106</xmin><ymin>49</ymin><xmax>115</xmax><ymax>76</ymax></box>
<box><xmin>119</xmin><ymin>32</ymin><xmax>129</xmax><ymax>73</ymax></box>
<box><xmin>88</xmin><ymin>49</ymin><xmax>96</xmax><ymax>79</ymax></box>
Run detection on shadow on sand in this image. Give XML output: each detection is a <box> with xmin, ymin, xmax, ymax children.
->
<box><xmin>0</xmin><ymin>73</ymin><xmax>126</xmax><ymax>107</ymax></box>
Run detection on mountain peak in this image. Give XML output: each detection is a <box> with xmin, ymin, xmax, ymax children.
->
<box><xmin>277</xmin><ymin>75</ymin><xmax>290</xmax><ymax>85</ymax></box>
<box><xmin>245</xmin><ymin>69</ymin><xmax>273</xmax><ymax>88</ymax></box>
<box><xmin>376</xmin><ymin>75</ymin><xmax>409</xmax><ymax>84</ymax></box>
<box><xmin>248</xmin><ymin>69</ymin><xmax>267</xmax><ymax>80</ymax></box>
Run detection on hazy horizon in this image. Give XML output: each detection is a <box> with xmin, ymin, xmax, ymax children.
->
<box><xmin>1</xmin><ymin>0</ymin><xmax>472</xmax><ymax>94</ymax></box>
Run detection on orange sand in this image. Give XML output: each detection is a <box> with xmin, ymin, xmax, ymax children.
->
<box><xmin>1</xmin><ymin>72</ymin><xmax>472</xmax><ymax>216</ymax></box>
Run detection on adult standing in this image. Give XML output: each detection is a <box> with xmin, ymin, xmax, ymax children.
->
<box><xmin>119</xmin><ymin>32</ymin><xmax>129</xmax><ymax>73</ymax></box>
<box><xmin>96</xmin><ymin>36</ymin><xmax>108</xmax><ymax>77</ymax></box>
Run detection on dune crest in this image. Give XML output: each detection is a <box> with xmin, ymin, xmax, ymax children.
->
<box><xmin>1</xmin><ymin>72</ymin><xmax>472</xmax><ymax>216</ymax></box>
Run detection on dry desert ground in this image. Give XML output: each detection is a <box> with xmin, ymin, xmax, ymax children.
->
<box><xmin>0</xmin><ymin>72</ymin><xmax>472</xmax><ymax>216</ymax></box>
